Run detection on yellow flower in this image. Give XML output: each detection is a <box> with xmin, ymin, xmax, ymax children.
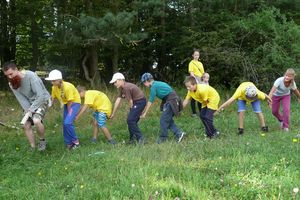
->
<box><xmin>261</xmin><ymin>133</ymin><xmax>265</xmax><ymax>137</ymax></box>
<box><xmin>80</xmin><ymin>185</ymin><xmax>84</xmax><ymax>189</ymax></box>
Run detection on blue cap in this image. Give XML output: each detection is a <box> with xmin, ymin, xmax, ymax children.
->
<box><xmin>141</xmin><ymin>73</ymin><xmax>153</xmax><ymax>82</ymax></box>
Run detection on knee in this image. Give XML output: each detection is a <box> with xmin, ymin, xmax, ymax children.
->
<box><xmin>32</xmin><ymin>118</ymin><xmax>42</xmax><ymax>125</ymax></box>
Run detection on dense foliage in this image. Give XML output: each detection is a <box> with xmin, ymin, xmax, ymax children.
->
<box><xmin>0</xmin><ymin>0</ymin><xmax>299</xmax><ymax>89</ymax></box>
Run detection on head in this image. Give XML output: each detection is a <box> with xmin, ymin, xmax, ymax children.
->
<box><xmin>245</xmin><ymin>86</ymin><xmax>257</xmax><ymax>100</ymax></box>
<box><xmin>284</xmin><ymin>68</ymin><xmax>296</xmax><ymax>82</ymax></box>
<box><xmin>192</xmin><ymin>49</ymin><xmax>200</xmax><ymax>60</ymax></box>
<box><xmin>141</xmin><ymin>73</ymin><xmax>154</xmax><ymax>87</ymax></box>
<box><xmin>77</xmin><ymin>85</ymin><xmax>86</xmax><ymax>98</ymax></box>
<box><xmin>201</xmin><ymin>72</ymin><xmax>210</xmax><ymax>84</ymax></box>
<box><xmin>110</xmin><ymin>72</ymin><xmax>125</xmax><ymax>89</ymax></box>
<box><xmin>45</xmin><ymin>69</ymin><xmax>63</xmax><ymax>87</ymax></box>
<box><xmin>184</xmin><ymin>76</ymin><xmax>197</xmax><ymax>92</ymax></box>
<box><xmin>2</xmin><ymin>61</ymin><xmax>22</xmax><ymax>89</ymax></box>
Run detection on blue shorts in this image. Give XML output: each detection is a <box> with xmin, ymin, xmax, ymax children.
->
<box><xmin>237</xmin><ymin>99</ymin><xmax>262</xmax><ymax>113</ymax></box>
<box><xmin>93</xmin><ymin>112</ymin><xmax>108</xmax><ymax>128</ymax></box>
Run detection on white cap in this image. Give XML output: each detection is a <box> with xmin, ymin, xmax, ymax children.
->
<box><xmin>110</xmin><ymin>72</ymin><xmax>125</xmax><ymax>83</ymax></box>
<box><xmin>245</xmin><ymin>86</ymin><xmax>257</xmax><ymax>98</ymax></box>
<box><xmin>45</xmin><ymin>70</ymin><xmax>63</xmax><ymax>81</ymax></box>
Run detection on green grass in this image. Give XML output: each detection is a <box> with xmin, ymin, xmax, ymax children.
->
<box><xmin>1</xmin><ymin>90</ymin><xmax>300</xmax><ymax>199</ymax></box>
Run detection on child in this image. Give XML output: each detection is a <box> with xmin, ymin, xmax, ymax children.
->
<box><xmin>140</xmin><ymin>73</ymin><xmax>185</xmax><ymax>143</ymax></box>
<box><xmin>268</xmin><ymin>68</ymin><xmax>300</xmax><ymax>131</ymax></box>
<box><xmin>75</xmin><ymin>86</ymin><xmax>116</xmax><ymax>144</ymax></box>
<box><xmin>182</xmin><ymin>76</ymin><xmax>220</xmax><ymax>138</ymax></box>
<box><xmin>217</xmin><ymin>82</ymin><xmax>272</xmax><ymax>135</ymax></box>
<box><xmin>109</xmin><ymin>72</ymin><xmax>147</xmax><ymax>144</ymax></box>
<box><xmin>45</xmin><ymin>70</ymin><xmax>81</xmax><ymax>149</ymax></box>
<box><xmin>188</xmin><ymin>49</ymin><xmax>204</xmax><ymax>117</ymax></box>
<box><xmin>201</xmin><ymin>72</ymin><xmax>210</xmax><ymax>85</ymax></box>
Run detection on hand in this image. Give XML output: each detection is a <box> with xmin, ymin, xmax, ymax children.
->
<box><xmin>140</xmin><ymin>113</ymin><xmax>146</xmax><ymax>119</ymax></box>
<box><xmin>109</xmin><ymin>114</ymin><xmax>115</xmax><ymax>119</ymax></box>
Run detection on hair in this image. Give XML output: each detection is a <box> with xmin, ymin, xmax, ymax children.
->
<box><xmin>77</xmin><ymin>85</ymin><xmax>86</xmax><ymax>93</ymax></box>
<box><xmin>285</xmin><ymin>68</ymin><xmax>296</xmax><ymax>76</ymax></box>
<box><xmin>2</xmin><ymin>61</ymin><xmax>17</xmax><ymax>71</ymax></box>
<box><xmin>192</xmin><ymin>48</ymin><xmax>200</xmax><ymax>55</ymax></box>
<box><xmin>184</xmin><ymin>76</ymin><xmax>197</xmax><ymax>85</ymax></box>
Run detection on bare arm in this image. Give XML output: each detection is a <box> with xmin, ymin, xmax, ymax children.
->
<box><xmin>268</xmin><ymin>86</ymin><xmax>276</xmax><ymax>99</ymax></box>
<box><xmin>293</xmin><ymin>89</ymin><xmax>300</xmax><ymax>103</ymax></box>
<box><xmin>128</xmin><ymin>99</ymin><xmax>133</xmax><ymax>109</ymax></box>
<box><xmin>75</xmin><ymin>104</ymin><xmax>89</xmax><ymax>121</ymax></box>
<box><xmin>141</xmin><ymin>102</ymin><xmax>152</xmax><ymax>118</ymax></box>
<box><xmin>182</xmin><ymin>99</ymin><xmax>190</xmax><ymax>109</ymax></box>
<box><xmin>110</xmin><ymin>97</ymin><xmax>122</xmax><ymax>119</ymax></box>
<box><xmin>217</xmin><ymin>97</ymin><xmax>236</xmax><ymax>113</ymax></box>
<box><xmin>264</xmin><ymin>93</ymin><xmax>272</xmax><ymax>104</ymax></box>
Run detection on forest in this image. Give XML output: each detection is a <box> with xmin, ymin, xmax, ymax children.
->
<box><xmin>1</xmin><ymin>0</ymin><xmax>299</xmax><ymax>89</ymax></box>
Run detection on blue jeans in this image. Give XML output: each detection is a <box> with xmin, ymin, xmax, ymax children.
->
<box><xmin>127</xmin><ymin>98</ymin><xmax>146</xmax><ymax>141</ymax></box>
<box><xmin>159</xmin><ymin>103</ymin><xmax>182</xmax><ymax>141</ymax></box>
<box><xmin>63</xmin><ymin>103</ymin><xmax>80</xmax><ymax>145</ymax></box>
<box><xmin>200</xmin><ymin>107</ymin><xmax>217</xmax><ymax>138</ymax></box>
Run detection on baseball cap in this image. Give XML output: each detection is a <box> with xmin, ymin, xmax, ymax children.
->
<box><xmin>245</xmin><ymin>86</ymin><xmax>257</xmax><ymax>98</ymax></box>
<box><xmin>110</xmin><ymin>72</ymin><xmax>125</xmax><ymax>83</ymax></box>
<box><xmin>141</xmin><ymin>73</ymin><xmax>153</xmax><ymax>82</ymax></box>
<box><xmin>45</xmin><ymin>70</ymin><xmax>62</xmax><ymax>81</ymax></box>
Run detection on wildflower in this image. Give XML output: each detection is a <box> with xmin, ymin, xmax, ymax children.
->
<box><xmin>16</xmin><ymin>147</ymin><xmax>20</xmax><ymax>151</ymax></box>
<box><xmin>293</xmin><ymin>138</ymin><xmax>298</xmax><ymax>143</ymax></box>
<box><xmin>261</xmin><ymin>133</ymin><xmax>265</xmax><ymax>137</ymax></box>
<box><xmin>131</xmin><ymin>184</ymin><xmax>135</xmax><ymax>188</ymax></box>
<box><xmin>293</xmin><ymin>187</ymin><xmax>299</xmax><ymax>193</ymax></box>
<box><xmin>80</xmin><ymin>185</ymin><xmax>84</xmax><ymax>189</ymax></box>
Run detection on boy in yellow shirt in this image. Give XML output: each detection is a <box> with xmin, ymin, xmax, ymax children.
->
<box><xmin>217</xmin><ymin>82</ymin><xmax>272</xmax><ymax>134</ymax></box>
<box><xmin>75</xmin><ymin>86</ymin><xmax>116</xmax><ymax>144</ymax></box>
<box><xmin>45</xmin><ymin>70</ymin><xmax>81</xmax><ymax>149</ymax></box>
<box><xmin>182</xmin><ymin>76</ymin><xmax>220</xmax><ymax>138</ymax></box>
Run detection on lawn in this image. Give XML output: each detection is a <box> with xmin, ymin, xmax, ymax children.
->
<box><xmin>0</xmin><ymin>89</ymin><xmax>300</xmax><ymax>199</ymax></box>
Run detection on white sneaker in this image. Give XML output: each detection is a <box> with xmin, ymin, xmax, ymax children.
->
<box><xmin>283</xmin><ymin>128</ymin><xmax>289</xmax><ymax>132</ymax></box>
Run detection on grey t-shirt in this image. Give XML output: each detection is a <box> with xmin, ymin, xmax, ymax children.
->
<box><xmin>273</xmin><ymin>77</ymin><xmax>297</xmax><ymax>96</ymax></box>
<box><xmin>10</xmin><ymin>70</ymin><xmax>51</xmax><ymax>112</ymax></box>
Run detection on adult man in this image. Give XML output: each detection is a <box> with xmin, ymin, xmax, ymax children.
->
<box><xmin>2</xmin><ymin>61</ymin><xmax>50</xmax><ymax>151</ymax></box>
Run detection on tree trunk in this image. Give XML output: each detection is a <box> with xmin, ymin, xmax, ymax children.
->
<box><xmin>9</xmin><ymin>0</ymin><xmax>16</xmax><ymax>61</ymax></box>
<box><xmin>82</xmin><ymin>46</ymin><xmax>101</xmax><ymax>88</ymax></box>
<box><xmin>30</xmin><ymin>11</ymin><xmax>39</xmax><ymax>70</ymax></box>
<box><xmin>159</xmin><ymin>0</ymin><xmax>167</xmax><ymax>77</ymax></box>
<box><xmin>112</xmin><ymin>44</ymin><xmax>119</xmax><ymax>73</ymax></box>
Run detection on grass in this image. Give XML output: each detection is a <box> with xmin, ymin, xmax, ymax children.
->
<box><xmin>1</xmin><ymin>89</ymin><xmax>300</xmax><ymax>199</ymax></box>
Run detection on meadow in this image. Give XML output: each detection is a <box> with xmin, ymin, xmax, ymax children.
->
<box><xmin>0</xmin><ymin>88</ymin><xmax>300</xmax><ymax>200</ymax></box>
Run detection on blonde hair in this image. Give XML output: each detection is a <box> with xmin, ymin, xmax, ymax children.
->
<box><xmin>285</xmin><ymin>68</ymin><xmax>296</xmax><ymax>76</ymax></box>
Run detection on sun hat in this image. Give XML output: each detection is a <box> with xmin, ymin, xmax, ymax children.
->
<box><xmin>245</xmin><ymin>86</ymin><xmax>257</xmax><ymax>98</ymax></box>
<box><xmin>45</xmin><ymin>69</ymin><xmax>62</xmax><ymax>81</ymax></box>
<box><xmin>141</xmin><ymin>73</ymin><xmax>153</xmax><ymax>83</ymax></box>
<box><xmin>109</xmin><ymin>72</ymin><xmax>125</xmax><ymax>84</ymax></box>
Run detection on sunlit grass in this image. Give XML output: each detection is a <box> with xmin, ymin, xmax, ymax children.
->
<box><xmin>0</xmin><ymin>89</ymin><xmax>300</xmax><ymax>199</ymax></box>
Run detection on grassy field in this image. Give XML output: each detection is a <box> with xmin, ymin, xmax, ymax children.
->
<box><xmin>0</xmin><ymin>89</ymin><xmax>300</xmax><ymax>200</ymax></box>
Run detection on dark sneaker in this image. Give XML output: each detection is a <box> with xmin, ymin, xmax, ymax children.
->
<box><xmin>71</xmin><ymin>143</ymin><xmax>80</xmax><ymax>150</ymax></box>
<box><xmin>90</xmin><ymin>138</ymin><xmax>97</xmax><ymax>143</ymax></box>
<box><xmin>238</xmin><ymin>128</ymin><xmax>244</xmax><ymax>135</ymax></box>
<box><xmin>261</xmin><ymin>126</ymin><xmax>268</xmax><ymax>132</ymax></box>
<box><xmin>213</xmin><ymin>131</ymin><xmax>220</xmax><ymax>138</ymax></box>
<box><xmin>177</xmin><ymin>132</ymin><xmax>185</xmax><ymax>143</ymax></box>
<box><xmin>108</xmin><ymin>139</ymin><xmax>116</xmax><ymax>145</ymax></box>
<box><xmin>38</xmin><ymin>140</ymin><xmax>46</xmax><ymax>151</ymax></box>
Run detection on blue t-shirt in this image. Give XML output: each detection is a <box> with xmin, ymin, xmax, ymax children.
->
<box><xmin>149</xmin><ymin>81</ymin><xmax>173</xmax><ymax>103</ymax></box>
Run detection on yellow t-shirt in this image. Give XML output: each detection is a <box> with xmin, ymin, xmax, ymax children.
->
<box><xmin>84</xmin><ymin>90</ymin><xmax>112</xmax><ymax>116</ymax></box>
<box><xmin>185</xmin><ymin>84</ymin><xmax>220</xmax><ymax>110</ymax></box>
<box><xmin>51</xmin><ymin>81</ymin><xmax>81</xmax><ymax>104</ymax></box>
<box><xmin>188</xmin><ymin>60</ymin><xmax>204</xmax><ymax>78</ymax></box>
<box><xmin>232</xmin><ymin>82</ymin><xmax>265</xmax><ymax>103</ymax></box>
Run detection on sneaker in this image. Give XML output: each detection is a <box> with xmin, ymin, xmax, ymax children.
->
<box><xmin>279</xmin><ymin>121</ymin><xmax>283</xmax><ymax>128</ymax></box>
<box><xmin>283</xmin><ymin>128</ymin><xmax>289</xmax><ymax>132</ymax></box>
<box><xmin>177</xmin><ymin>132</ymin><xmax>185</xmax><ymax>143</ymax></box>
<box><xmin>90</xmin><ymin>138</ymin><xmax>97</xmax><ymax>143</ymax></box>
<box><xmin>261</xmin><ymin>126</ymin><xmax>269</xmax><ymax>132</ymax></box>
<box><xmin>191</xmin><ymin>114</ymin><xmax>198</xmax><ymax>118</ymax></box>
<box><xmin>38</xmin><ymin>140</ymin><xmax>46</xmax><ymax>151</ymax></box>
<box><xmin>138</xmin><ymin>137</ymin><xmax>145</xmax><ymax>145</ymax></box>
<box><xmin>108</xmin><ymin>139</ymin><xmax>116</xmax><ymax>145</ymax></box>
<box><xmin>238</xmin><ymin>128</ymin><xmax>244</xmax><ymax>135</ymax></box>
<box><xmin>71</xmin><ymin>143</ymin><xmax>80</xmax><ymax>150</ymax></box>
<box><xmin>213</xmin><ymin>131</ymin><xmax>220</xmax><ymax>138</ymax></box>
